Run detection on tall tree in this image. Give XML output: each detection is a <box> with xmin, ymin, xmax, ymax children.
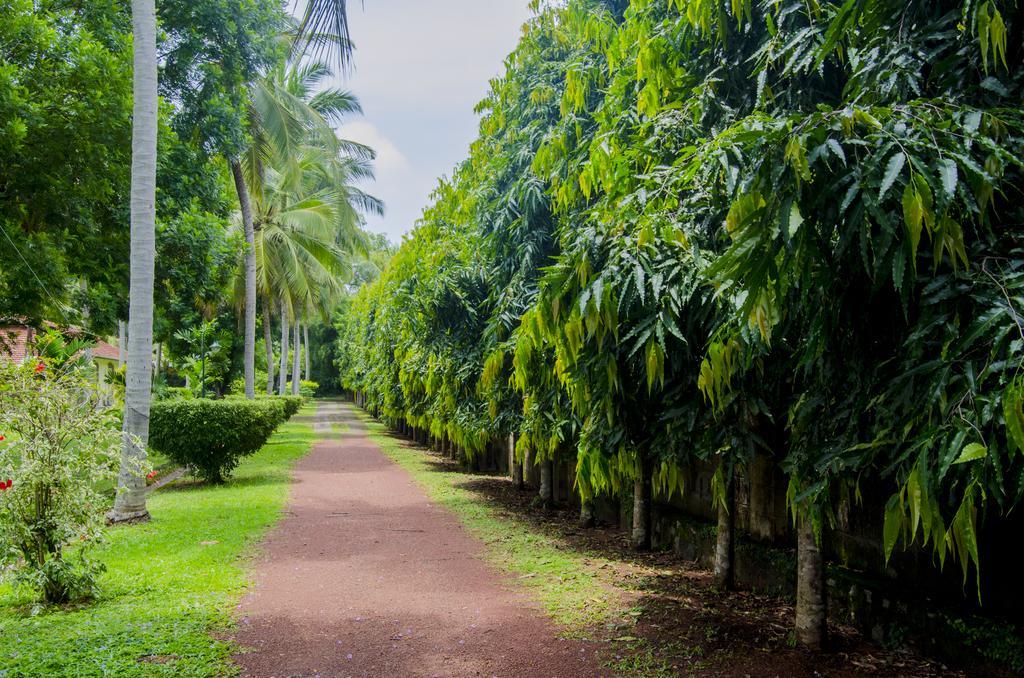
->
<box><xmin>110</xmin><ymin>0</ymin><xmax>158</xmax><ymax>522</ymax></box>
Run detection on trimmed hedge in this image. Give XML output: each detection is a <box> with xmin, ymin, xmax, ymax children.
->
<box><xmin>148</xmin><ymin>398</ymin><xmax>288</xmax><ymax>483</ymax></box>
<box><xmin>275</xmin><ymin>395</ymin><xmax>304</xmax><ymax>418</ymax></box>
<box><xmin>156</xmin><ymin>386</ymin><xmax>194</xmax><ymax>401</ymax></box>
<box><xmin>224</xmin><ymin>394</ymin><xmax>304</xmax><ymax>418</ymax></box>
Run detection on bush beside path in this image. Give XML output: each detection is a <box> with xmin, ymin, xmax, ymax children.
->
<box><xmin>0</xmin><ymin>404</ymin><xmax>319</xmax><ymax>676</ymax></box>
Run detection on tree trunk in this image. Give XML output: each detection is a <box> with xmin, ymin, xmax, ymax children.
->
<box><xmin>796</xmin><ymin>512</ymin><xmax>827</xmax><ymax>649</ymax></box>
<box><xmin>539</xmin><ymin>459</ymin><xmax>553</xmax><ymax>509</ymax></box>
<box><xmin>117</xmin><ymin>320</ymin><xmax>127</xmax><ymax>368</ymax></box>
<box><xmin>278</xmin><ymin>300</ymin><xmax>289</xmax><ymax>395</ymax></box>
<box><xmin>511</xmin><ymin>433</ymin><xmax>524</xmax><ymax>490</ymax></box>
<box><xmin>714</xmin><ymin>470</ymin><xmax>736</xmax><ymax>590</ymax></box>
<box><xmin>153</xmin><ymin>341</ymin><xmax>161</xmax><ymax>379</ymax></box>
<box><xmin>631</xmin><ymin>456</ymin><xmax>652</xmax><ymax>551</ymax></box>
<box><xmin>263</xmin><ymin>297</ymin><xmax>275</xmax><ymax>394</ymax></box>
<box><xmin>304</xmin><ymin>322</ymin><xmax>311</xmax><ymax>381</ymax></box>
<box><xmin>291</xmin><ymin>319</ymin><xmax>301</xmax><ymax>395</ymax></box>
<box><xmin>580</xmin><ymin>500</ymin><xmax>595</xmax><ymax>528</ymax></box>
<box><xmin>231</xmin><ymin>160</ymin><xmax>257</xmax><ymax>400</ymax></box>
<box><xmin>110</xmin><ymin>0</ymin><xmax>157</xmax><ymax>523</ymax></box>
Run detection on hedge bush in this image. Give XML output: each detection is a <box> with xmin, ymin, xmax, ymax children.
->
<box><xmin>148</xmin><ymin>398</ymin><xmax>287</xmax><ymax>483</ymax></box>
<box><xmin>274</xmin><ymin>395</ymin><xmax>304</xmax><ymax>418</ymax></box>
<box><xmin>156</xmin><ymin>386</ymin><xmax>193</xmax><ymax>401</ymax></box>
<box><xmin>224</xmin><ymin>394</ymin><xmax>304</xmax><ymax>419</ymax></box>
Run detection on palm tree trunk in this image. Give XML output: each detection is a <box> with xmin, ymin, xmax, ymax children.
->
<box><xmin>291</xmin><ymin>319</ymin><xmax>301</xmax><ymax>395</ymax></box>
<box><xmin>111</xmin><ymin>0</ymin><xmax>157</xmax><ymax>523</ymax></box>
<box><xmin>263</xmin><ymin>296</ymin><xmax>275</xmax><ymax>394</ymax></box>
<box><xmin>117</xmin><ymin>320</ymin><xmax>127</xmax><ymax>368</ymax></box>
<box><xmin>231</xmin><ymin>160</ymin><xmax>257</xmax><ymax>400</ymax></box>
<box><xmin>303</xmin><ymin>322</ymin><xmax>311</xmax><ymax>381</ymax></box>
<box><xmin>278</xmin><ymin>300</ymin><xmax>289</xmax><ymax>395</ymax></box>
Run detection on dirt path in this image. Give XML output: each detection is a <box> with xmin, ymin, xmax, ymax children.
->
<box><xmin>232</xmin><ymin>401</ymin><xmax>603</xmax><ymax>677</ymax></box>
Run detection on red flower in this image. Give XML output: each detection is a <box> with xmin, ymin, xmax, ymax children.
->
<box><xmin>0</xmin><ymin>435</ymin><xmax>5</xmax><ymax>442</ymax></box>
<box><xmin>34</xmin><ymin>362</ymin><xmax>45</xmax><ymax>374</ymax></box>
<box><xmin>1</xmin><ymin>479</ymin><xmax>10</xmax><ymax>490</ymax></box>
<box><xmin>146</xmin><ymin>471</ymin><xmax>157</xmax><ymax>480</ymax></box>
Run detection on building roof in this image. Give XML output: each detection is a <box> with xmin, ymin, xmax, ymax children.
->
<box><xmin>91</xmin><ymin>340</ymin><xmax>121</xmax><ymax>361</ymax></box>
<box><xmin>0</xmin><ymin>321</ymin><xmax>120</xmax><ymax>363</ymax></box>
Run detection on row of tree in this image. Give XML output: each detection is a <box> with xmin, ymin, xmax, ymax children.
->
<box><xmin>336</xmin><ymin>0</ymin><xmax>1023</xmax><ymax>649</ymax></box>
<box><xmin>1</xmin><ymin>1</ymin><xmax>376</xmax><ymax>520</ymax></box>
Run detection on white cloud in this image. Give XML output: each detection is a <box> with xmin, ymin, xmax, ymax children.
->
<box><xmin>332</xmin><ymin>0</ymin><xmax>535</xmax><ymax>242</ymax></box>
<box><xmin>337</xmin><ymin>120</ymin><xmax>410</xmax><ymax>175</ymax></box>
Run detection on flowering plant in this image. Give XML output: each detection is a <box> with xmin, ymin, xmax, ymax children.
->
<box><xmin>0</xmin><ymin>359</ymin><xmax>135</xmax><ymax>605</ymax></box>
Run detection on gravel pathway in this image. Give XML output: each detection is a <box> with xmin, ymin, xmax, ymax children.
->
<box><xmin>232</xmin><ymin>400</ymin><xmax>603</xmax><ymax>677</ymax></box>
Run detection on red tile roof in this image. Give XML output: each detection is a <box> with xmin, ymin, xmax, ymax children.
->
<box><xmin>92</xmin><ymin>340</ymin><xmax>121</xmax><ymax>361</ymax></box>
<box><xmin>0</xmin><ymin>322</ymin><xmax>120</xmax><ymax>363</ymax></box>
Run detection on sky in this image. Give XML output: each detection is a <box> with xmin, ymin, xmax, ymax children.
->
<box><xmin>335</xmin><ymin>1</ymin><xmax>536</xmax><ymax>244</ymax></box>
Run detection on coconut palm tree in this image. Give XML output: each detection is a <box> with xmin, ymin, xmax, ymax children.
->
<box><xmin>234</xmin><ymin>60</ymin><xmax>379</xmax><ymax>395</ymax></box>
<box><xmin>110</xmin><ymin>0</ymin><xmax>157</xmax><ymax>522</ymax></box>
<box><xmin>237</xmin><ymin>0</ymin><xmax>358</xmax><ymax>400</ymax></box>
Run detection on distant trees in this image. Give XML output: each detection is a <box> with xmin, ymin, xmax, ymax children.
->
<box><xmin>336</xmin><ymin>0</ymin><xmax>1023</xmax><ymax>649</ymax></box>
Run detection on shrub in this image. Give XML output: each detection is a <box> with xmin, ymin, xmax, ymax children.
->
<box><xmin>148</xmin><ymin>399</ymin><xmax>286</xmax><ymax>483</ymax></box>
<box><xmin>228</xmin><ymin>371</ymin><xmax>268</xmax><ymax>396</ymax></box>
<box><xmin>299</xmin><ymin>380</ymin><xmax>319</xmax><ymax>397</ymax></box>
<box><xmin>274</xmin><ymin>395</ymin><xmax>304</xmax><ymax>418</ymax></box>
<box><xmin>0</xmin><ymin>359</ymin><xmax>125</xmax><ymax>605</ymax></box>
<box><xmin>156</xmin><ymin>386</ymin><xmax>194</xmax><ymax>401</ymax></box>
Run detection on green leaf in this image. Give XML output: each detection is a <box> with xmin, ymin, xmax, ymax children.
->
<box><xmin>952</xmin><ymin>442</ymin><xmax>988</xmax><ymax>465</ymax></box>
<box><xmin>1003</xmin><ymin>386</ymin><xmax>1024</xmax><ymax>455</ymax></box>
<box><xmin>787</xmin><ymin>202</ymin><xmax>804</xmax><ymax>239</ymax></box>
<box><xmin>879</xmin><ymin>153</ymin><xmax>906</xmax><ymax>200</ymax></box>
<box><xmin>883</xmin><ymin>498</ymin><xmax>903</xmax><ymax>563</ymax></box>
<box><xmin>902</xmin><ymin>181</ymin><xmax>923</xmax><ymax>259</ymax></box>
<box><xmin>907</xmin><ymin>467</ymin><xmax>922</xmax><ymax>538</ymax></box>
<box><xmin>938</xmin><ymin>159</ymin><xmax>958</xmax><ymax>200</ymax></box>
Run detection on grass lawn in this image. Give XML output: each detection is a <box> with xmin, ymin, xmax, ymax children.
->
<box><xmin>0</xmin><ymin>405</ymin><xmax>318</xmax><ymax>677</ymax></box>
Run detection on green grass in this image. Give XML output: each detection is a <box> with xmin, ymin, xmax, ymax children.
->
<box><xmin>0</xmin><ymin>405</ymin><xmax>319</xmax><ymax>677</ymax></box>
<box><xmin>357</xmin><ymin>412</ymin><xmax>620</xmax><ymax>636</ymax></box>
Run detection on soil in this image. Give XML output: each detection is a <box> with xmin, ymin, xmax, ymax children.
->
<box><xmin>451</xmin><ymin>474</ymin><xmax>975</xmax><ymax>677</ymax></box>
<box><xmin>232</xmin><ymin>401</ymin><xmax>605</xmax><ymax>677</ymax></box>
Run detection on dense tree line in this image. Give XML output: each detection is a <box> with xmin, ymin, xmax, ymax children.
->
<box><xmin>1</xmin><ymin>0</ymin><xmax>377</xmax><ymax>520</ymax></box>
<box><xmin>336</xmin><ymin>0</ymin><xmax>1024</xmax><ymax>648</ymax></box>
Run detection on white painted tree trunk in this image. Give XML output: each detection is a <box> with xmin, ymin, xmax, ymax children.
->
<box><xmin>263</xmin><ymin>296</ymin><xmax>275</xmax><ymax>394</ymax></box>
<box><xmin>278</xmin><ymin>300</ymin><xmax>289</xmax><ymax>395</ymax></box>
<box><xmin>111</xmin><ymin>0</ymin><xmax>157</xmax><ymax>522</ymax></box>
<box><xmin>232</xmin><ymin>160</ymin><xmax>257</xmax><ymax>400</ymax></box>
<box><xmin>291</xmin><ymin>319</ymin><xmax>301</xmax><ymax>395</ymax></box>
<box><xmin>304</xmin><ymin>322</ymin><xmax>311</xmax><ymax>381</ymax></box>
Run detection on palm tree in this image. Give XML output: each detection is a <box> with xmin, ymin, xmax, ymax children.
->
<box><xmin>236</xmin><ymin>0</ymin><xmax>357</xmax><ymax>400</ymax></box>
<box><xmin>234</xmin><ymin>60</ymin><xmax>380</xmax><ymax>397</ymax></box>
<box><xmin>110</xmin><ymin>0</ymin><xmax>157</xmax><ymax>522</ymax></box>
